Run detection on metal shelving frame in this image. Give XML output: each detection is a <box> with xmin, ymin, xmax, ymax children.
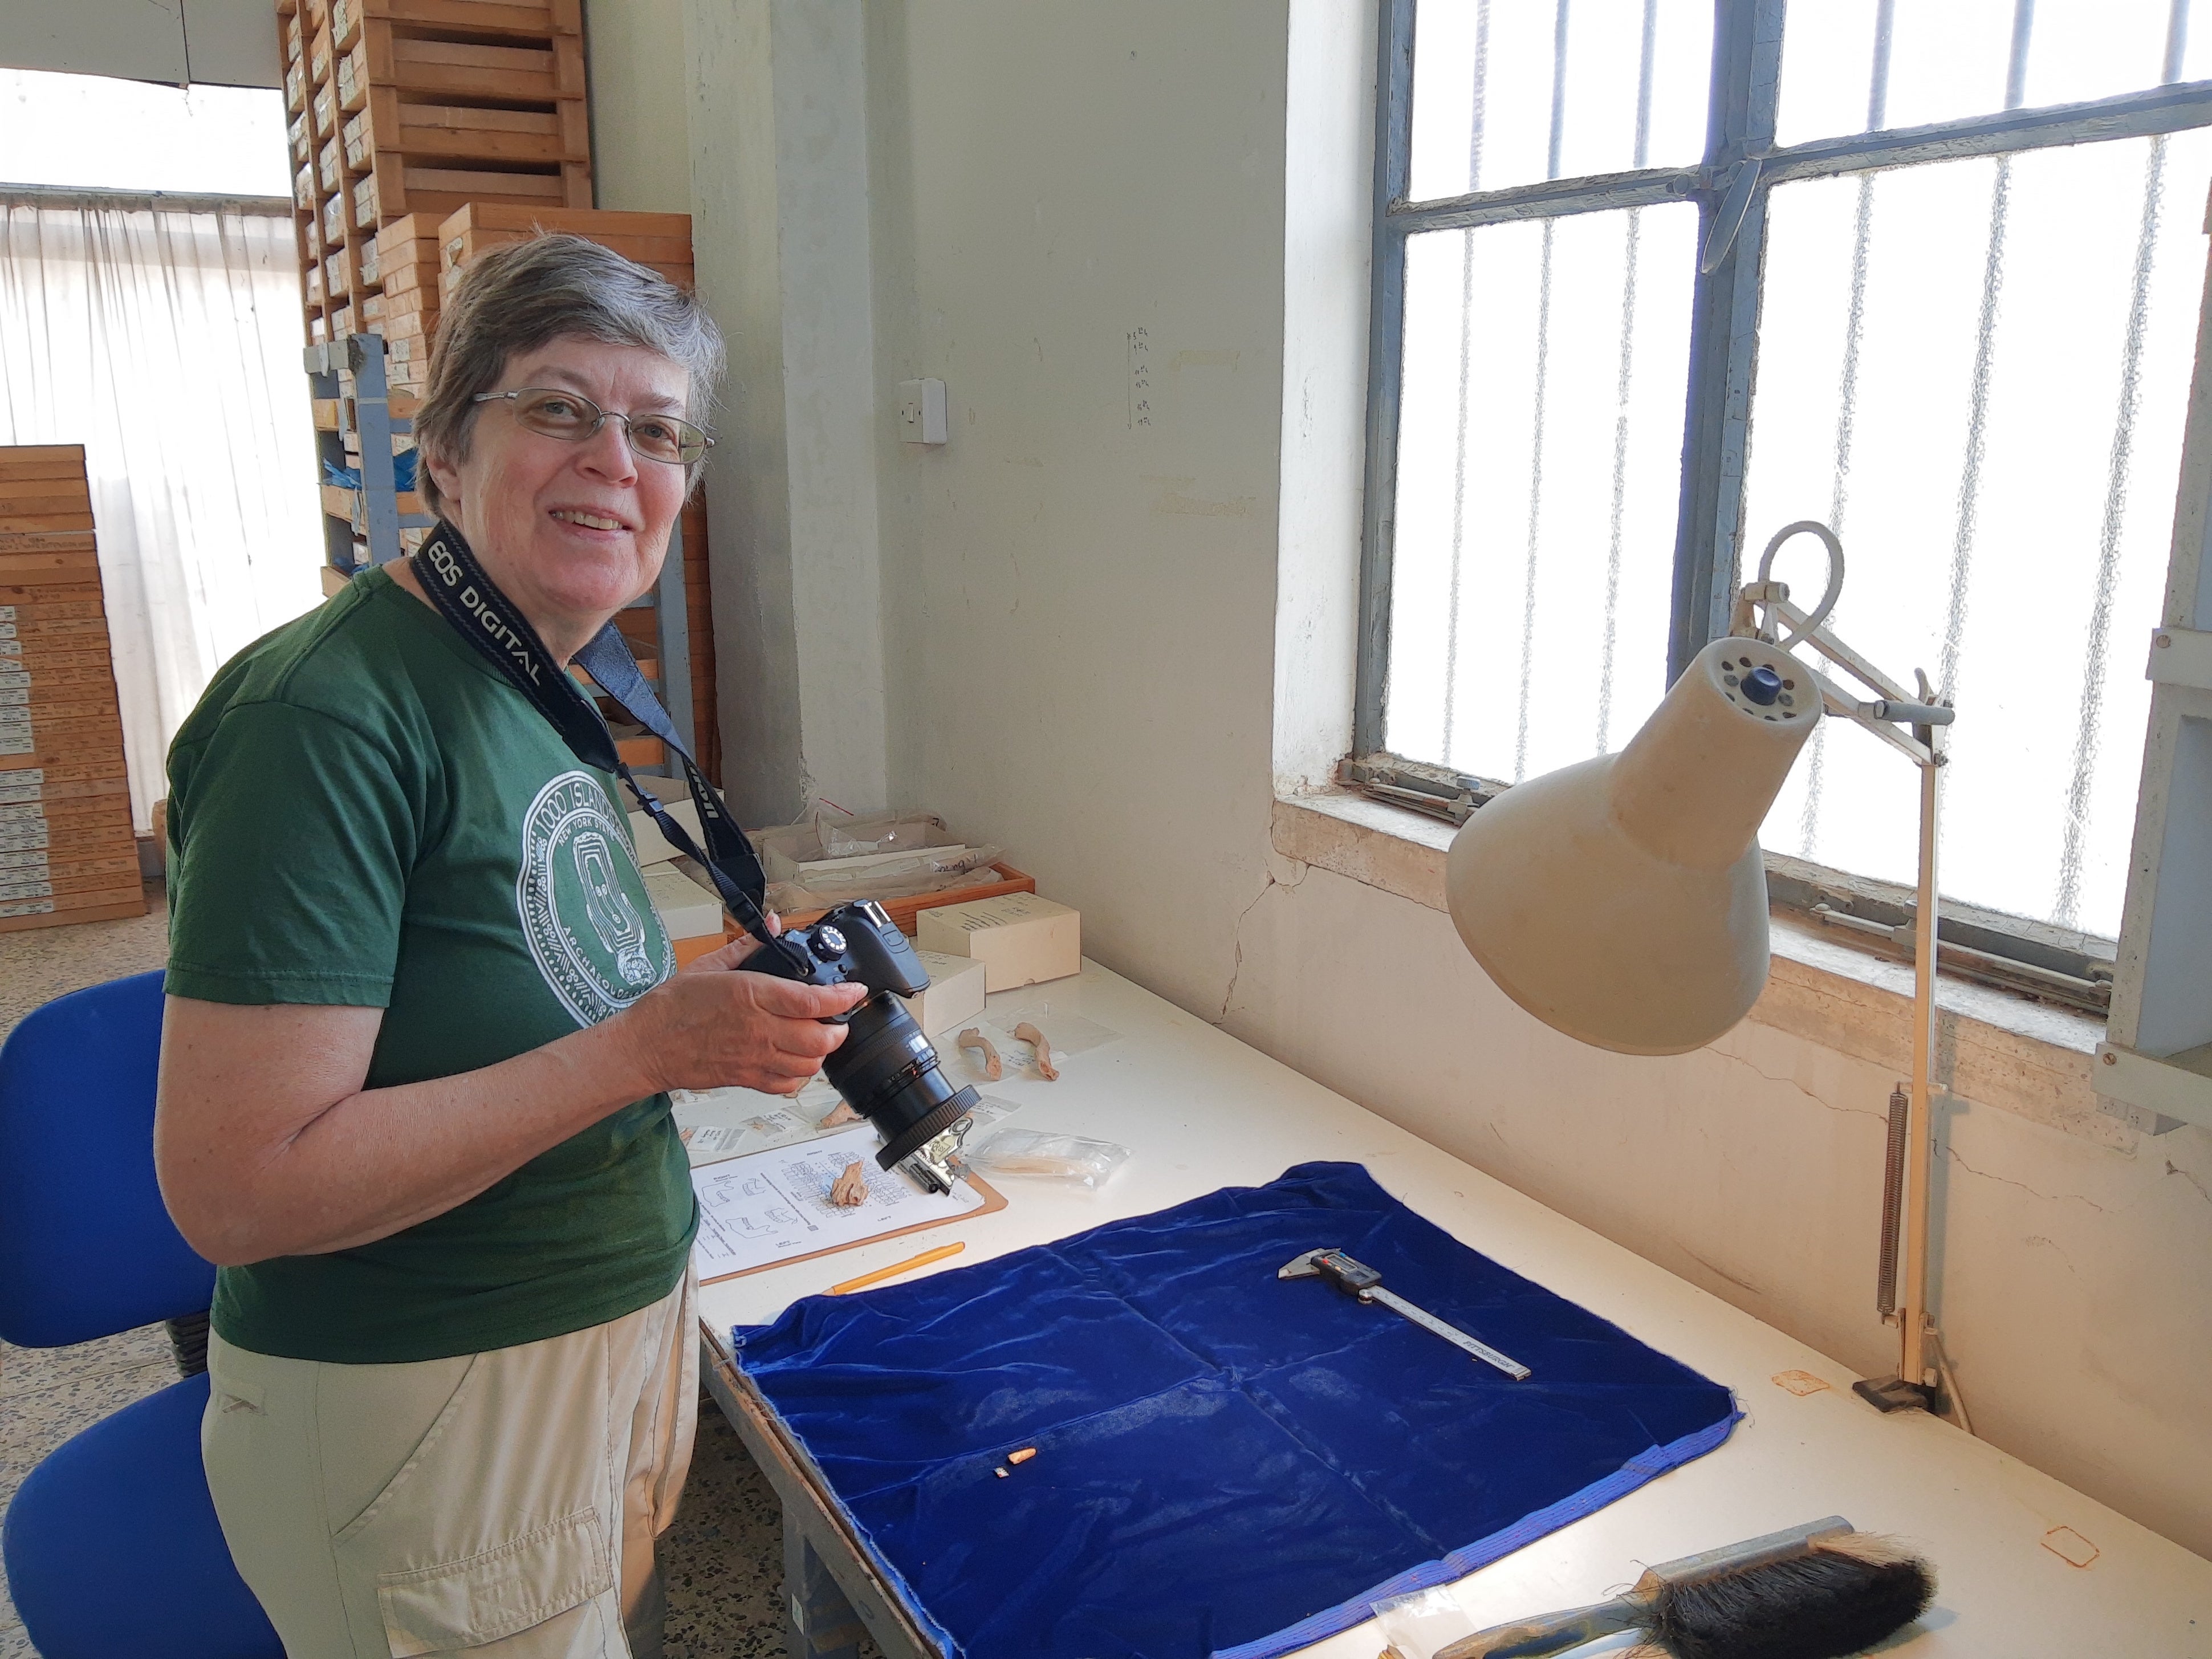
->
<box><xmin>305</xmin><ymin>331</ymin><xmax>427</xmax><ymax>572</ymax></box>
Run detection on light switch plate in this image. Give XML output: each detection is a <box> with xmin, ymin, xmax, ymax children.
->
<box><xmin>897</xmin><ymin>378</ymin><xmax>948</xmax><ymax>444</ymax></box>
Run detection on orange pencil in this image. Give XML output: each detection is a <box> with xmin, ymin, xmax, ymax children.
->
<box><xmin>830</xmin><ymin>1241</ymin><xmax>966</xmax><ymax>1295</ymax></box>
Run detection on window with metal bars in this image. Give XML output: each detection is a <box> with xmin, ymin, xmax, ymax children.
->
<box><xmin>1356</xmin><ymin>0</ymin><xmax>2212</xmax><ymax>1014</ymax></box>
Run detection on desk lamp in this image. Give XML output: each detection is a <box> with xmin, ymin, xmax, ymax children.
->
<box><xmin>1446</xmin><ymin>522</ymin><xmax>1959</xmax><ymax>1418</ymax></box>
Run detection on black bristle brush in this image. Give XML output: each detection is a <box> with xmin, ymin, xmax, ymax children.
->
<box><xmin>1433</xmin><ymin>1517</ymin><xmax>1935</xmax><ymax>1659</ymax></box>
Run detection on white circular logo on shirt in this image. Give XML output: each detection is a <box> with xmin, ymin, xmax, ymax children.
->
<box><xmin>517</xmin><ymin>771</ymin><xmax>673</xmax><ymax>1026</ymax></box>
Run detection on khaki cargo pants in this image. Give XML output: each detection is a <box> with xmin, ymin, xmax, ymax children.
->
<box><xmin>201</xmin><ymin>1271</ymin><xmax>698</xmax><ymax>1659</ymax></box>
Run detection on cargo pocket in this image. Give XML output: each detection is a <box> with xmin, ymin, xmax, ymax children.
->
<box><xmin>374</xmin><ymin>1507</ymin><xmax>613</xmax><ymax>1657</ymax></box>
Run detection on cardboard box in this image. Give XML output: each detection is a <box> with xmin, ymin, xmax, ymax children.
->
<box><xmin>627</xmin><ymin>796</ymin><xmax>704</xmax><ymax>867</ymax></box>
<box><xmin>915</xmin><ymin>893</ymin><xmax>1079</xmax><ymax>992</ymax></box>
<box><xmin>644</xmin><ymin>865</ymin><xmax>722</xmax><ymax>965</ymax></box>
<box><xmin>895</xmin><ymin>950</ymin><xmax>987</xmax><ymax>1040</ymax></box>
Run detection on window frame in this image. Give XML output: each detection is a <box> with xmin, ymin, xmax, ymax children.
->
<box><xmin>1354</xmin><ymin>0</ymin><xmax>2212</xmax><ymax>1009</ymax></box>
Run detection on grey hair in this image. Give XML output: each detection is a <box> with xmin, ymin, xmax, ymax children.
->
<box><xmin>413</xmin><ymin>232</ymin><xmax>726</xmax><ymax>518</ymax></box>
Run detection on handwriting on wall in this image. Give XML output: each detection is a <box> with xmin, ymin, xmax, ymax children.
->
<box><xmin>1128</xmin><ymin>327</ymin><xmax>1152</xmax><ymax>429</ymax></box>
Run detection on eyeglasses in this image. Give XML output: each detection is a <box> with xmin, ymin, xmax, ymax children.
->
<box><xmin>473</xmin><ymin>387</ymin><xmax>715</xmax><ymax>466</ymax></box>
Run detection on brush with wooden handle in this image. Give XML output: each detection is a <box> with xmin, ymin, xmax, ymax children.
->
<box><xmin>1432</xmin><ymin>1516</ymin><xmax>1933</xmax><ymax>1659</ymax></box>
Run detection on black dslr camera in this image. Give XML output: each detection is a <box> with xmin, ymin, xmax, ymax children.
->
<box><xmin>745</xmin><ymin>900</ymin><xmax>981</xmax><ymax>1194</ymax></box>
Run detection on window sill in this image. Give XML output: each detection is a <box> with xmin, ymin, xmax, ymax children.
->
<box><xmin>1270</xmin><ymin>788</ymin><xmax>2126</xmax><ymax>1149</ymax></box>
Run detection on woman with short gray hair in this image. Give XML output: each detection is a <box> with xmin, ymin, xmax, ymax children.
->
<box><xmin>154</xmin><ymin>234</ymin><xmax>859</xmax><ymax>1658</ymax></box>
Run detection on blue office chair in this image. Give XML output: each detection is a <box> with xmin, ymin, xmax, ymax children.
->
<box><xmin>0</xmin><ymin>969</ymin><xmax>280</xmax><ymax>1658</ymax></box>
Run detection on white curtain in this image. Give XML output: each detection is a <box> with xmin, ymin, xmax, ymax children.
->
<box><xmin>0</xmin><ymin>193</ymin><xmax>322</xmax><ymax>831</ymax></box>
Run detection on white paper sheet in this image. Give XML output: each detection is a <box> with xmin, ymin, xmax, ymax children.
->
<box><xmin>677</xmin><ymin>1121</ymin><xmax>747</xmax><ymax>1159</ymax></box>
<box><xmin>689</xmin><ymin>1122</ymin><xmax>988</xmax><ymax>1279</ymax></box>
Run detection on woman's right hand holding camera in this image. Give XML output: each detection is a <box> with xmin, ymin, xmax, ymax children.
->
<box><xmin>617</xmin><ymin>968</ymin><xmax>868</xmax><ymax>1096</ymax></box>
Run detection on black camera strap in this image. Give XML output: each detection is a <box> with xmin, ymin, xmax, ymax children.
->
<box><xmin>408</xmin><ymin>518</ymin><xmax>775</xmax><ymax>939</ymax></box>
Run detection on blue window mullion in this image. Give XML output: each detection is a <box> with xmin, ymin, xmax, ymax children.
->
<box><xmin>1355</xmin><ymin>0</ymin><xmax>1419</xmax><ymax>757</ymax></box>
<box><xmin>1668</xmin><ymin>0</ymin><xmax>1784</xmax><ymax>682</ymax></box>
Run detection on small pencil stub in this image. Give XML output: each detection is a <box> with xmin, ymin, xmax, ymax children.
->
<box><xmin>830</xmin><ymin>1160</ymin><xmax>868</xmax><ymax>1207</ymax></box>
<box><xmin>1007</xmin><ymin>1446</ymin><xmax>1037</xmax><ymax>1464</ymax></box>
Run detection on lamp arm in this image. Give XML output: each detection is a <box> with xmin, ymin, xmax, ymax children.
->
<box><xmin>1741</xmin><ymin>609</ymin><xmax>1943</xmax><ymax>768</ymax></box>
<box><xmin>1731</xmin><ymin>526</ymin><xmax>1950</xmax><ymax>771</ymax></box>
<box><xmin>1806</xmin><ymin>668</ymin><xmax>1939</xmax><ymax>768</ymax></box>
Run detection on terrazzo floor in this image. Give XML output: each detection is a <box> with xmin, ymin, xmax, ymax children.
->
<box><xmin>0</xmin><ymin>887</ymin><xmax>840</xmax><ymax>1659</ymax></box>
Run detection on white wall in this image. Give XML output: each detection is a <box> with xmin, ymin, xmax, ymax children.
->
<box><xmin>867</xmin><ymin>0</ymin><xmax>1287</xmax><ymax>1016</ymax></box>
<box><xmin>585</xmin><ymin>0</ymin><xmax>691</xmax><ymax>214</ymax></box>
<box><xmin>680</xmin><ymin>0</ymin><xmax>2212</xmax><ymax>1556</ymax></box>
<box><xmin>595</xmin><ymin>0</ymin><xmax>892</xmax><ymax>823</ymax></box>
<box><xmin>684</xmin><ymin>0</ymin><xmax>889</xmax><ymax>827</ymax></box>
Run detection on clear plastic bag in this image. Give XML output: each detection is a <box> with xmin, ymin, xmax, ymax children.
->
<box><xmin>1369</xmin><ymin>1584</ymin><xmax>1474</xmax><ymax>1659</ymax></box>
<box><xmin>755</xmin><ymin>809</ymin><xmax>1003</xmax><ymax>912</ymax></box>
<box><xmin>966</xmin><ymin>1129</ymin><xmax>1129</xmax><ymax>1189</ymax></box>
<box><xmin>765</xmin><ymin>843</ymin><xmax>1003</xmax><ymax>913</ymax></box>
<box><xmin>824</xmin><ymin>815</ymin><xmax>944</xmax><ymax>859</ymax></box>
<box><xmin>759</xmin><ymin>811</ymin><xmax>958</xmax><ymax>881</ymax></box>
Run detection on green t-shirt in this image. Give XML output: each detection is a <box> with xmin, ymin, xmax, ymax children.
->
<box><xmin>165</xmin><ymin>564</ymin><xmax>696</xmax><ymax>1364</ymax></box>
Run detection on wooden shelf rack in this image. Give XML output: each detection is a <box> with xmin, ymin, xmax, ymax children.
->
<box><xmin>282</xmin><ymin>0</ymin><xmax>590</xmax><ymax>353</ymax></box>
<box><xmin>0</xmin><ymin>447</ymin><xmax>149</xmax><ymax>934</ymax></box>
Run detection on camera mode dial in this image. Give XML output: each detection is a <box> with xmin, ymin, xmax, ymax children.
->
<box><xmin>810</xmin><ymin>926</ymin><xmax>848</xmax><ymax>962</ymax></box>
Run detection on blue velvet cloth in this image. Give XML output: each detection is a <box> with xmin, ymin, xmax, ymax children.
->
<box><xmin>734</xmin><ymin>1162</ymin><xmax>1739</xmax><ymax>1659</ymax></box>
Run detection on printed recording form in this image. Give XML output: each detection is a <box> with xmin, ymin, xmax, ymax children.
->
<box><xmin>690</xmin><ymin>1122</ymin><xmax>987</xmax><ymax>1281</ymax></box>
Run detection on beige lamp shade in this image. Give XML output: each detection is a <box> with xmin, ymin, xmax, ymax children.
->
<box><xmin>1445</xmin><ymin>636</ymin><xmax>1820</xmax><ymax>1055</ymax></box>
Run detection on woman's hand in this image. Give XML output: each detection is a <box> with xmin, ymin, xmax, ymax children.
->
<box><xmin>615</xmin><ymin>961</ymin><xmax>867</xmax><ymax>1096</ymax></box>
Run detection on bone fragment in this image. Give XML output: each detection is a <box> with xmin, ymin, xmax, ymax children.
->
<box><xmin>830</xmin><ymin>1160</ymin><xmax>869</xmax><ymax>1207</ymax></box>
<box><xmin>1011</xmin><ymin>1022</ymin><xmax>1059</xmax><ymax>1080</ymax></box>
<box><xmin>1007</xmin><ymin>1446</ymin><xmax>1037</xmax><ymax>1464</ymax></box>
<box><xmin>958</xmin><ymin>1026</ymin><xmax>1002</xmax><ymax>1081</ymax></box>
<box><xmin>821</xmin><ymin>1102</ymin><xmax>863</xmax><ymax>1128</ymax></box>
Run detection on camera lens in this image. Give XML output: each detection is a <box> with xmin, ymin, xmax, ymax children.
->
<box><xmin>823</xmin><ymin>993</ymin><xmax>979</xmax><ymax>1171</ymax></box>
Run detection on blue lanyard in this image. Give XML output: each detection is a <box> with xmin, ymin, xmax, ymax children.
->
<box><xmin>409</xmin><ymin>519</ymin><xmax>774</xmax><ymax>938</ymax></box>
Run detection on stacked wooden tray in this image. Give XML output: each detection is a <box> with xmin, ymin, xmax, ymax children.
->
<box><xmin>0</xmin><ymin>448</ymin><xmax>149</xmax><ymax>933</ymax></box>
<box><xmin>373</xmin><ymin>212</ymin><xmax>446</xmax><ymax>394</ymax></box>
<box><xmin>437</xmin><ymin>204</ymin><xmax>693</xmax><ymax>299</ymax></box>
<box><xmin>279</xmin><ymin>0</ymin><xmax>591</xmax><ymax>347</ymax></box>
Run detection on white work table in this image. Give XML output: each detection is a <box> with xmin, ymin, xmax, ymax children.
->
<box><xmin>696</xmin><ymin>961</ymin><xmax>2211</xmax><ymax>1658</ymax></box>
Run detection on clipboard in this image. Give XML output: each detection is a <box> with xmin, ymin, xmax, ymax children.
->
<box><xmin>691</xmin><ymin>1123</ymin><xmax>1006</xmax><ymax>1284</ymax></box>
